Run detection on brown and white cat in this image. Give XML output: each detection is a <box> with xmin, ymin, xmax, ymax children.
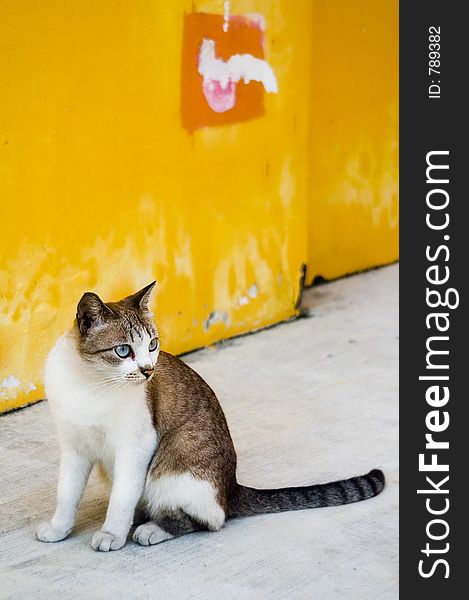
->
<box><xmin>36</xmin><ymin>282</ymin><xmax>385</xmax><ymax>552</ymax></box>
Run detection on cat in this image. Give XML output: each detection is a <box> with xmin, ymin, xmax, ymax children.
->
<box><xmin>36</xmin><ymin>282</ymin><xmax>385</xmax><ymax>552</ymax></box>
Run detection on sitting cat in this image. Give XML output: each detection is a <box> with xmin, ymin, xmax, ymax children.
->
<box><xmin>36</xmin><ymin>282</ymin><xmax>385</xmax><ymax>552</ymax></box>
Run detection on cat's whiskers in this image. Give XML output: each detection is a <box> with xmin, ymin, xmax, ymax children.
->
<box><xmin>85</xmin><ymin>374</ymin><xmax>130</xmax><ymax>396</ymax></box>
<box><xmin>84</xmin><ymin>375</ymin><xmax>123</xmax><ymax>390</ymax></box>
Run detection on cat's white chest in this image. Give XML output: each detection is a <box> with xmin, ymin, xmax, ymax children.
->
<box><xmin>44</xmin><ymin>333</ymin><xmax>157</xmax><ymax>470</ymax></box>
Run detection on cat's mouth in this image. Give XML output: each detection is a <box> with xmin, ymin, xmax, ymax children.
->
<box><xmin>125</xmin><ymin>374</ymin><xmax>150</xmax><ymax>384</ymax></box>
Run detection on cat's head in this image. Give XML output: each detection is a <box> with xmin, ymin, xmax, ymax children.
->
<box><xmin>75</xmin><ymin>282</ymin><xmax>159</xmax><ymax>384</ymax></box>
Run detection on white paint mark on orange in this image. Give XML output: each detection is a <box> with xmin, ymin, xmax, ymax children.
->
<box><xmin>223</xmin><ymin>1</ymin><xmax>230</xmax><ymax>33</ymax></box>
<box><xmin>198</xmin><ymin>39</ymin><xmax>278</xmax><ymax>113</ymax></box>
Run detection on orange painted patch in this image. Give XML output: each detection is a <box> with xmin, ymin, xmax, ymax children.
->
<box><xmin>181</xmin><ymin>13</ymin><xmax>266</xmax><ymax>131</ymax></box>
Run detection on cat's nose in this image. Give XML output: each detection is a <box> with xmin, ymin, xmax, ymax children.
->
<box><xmin>140</xmin><ymin>367</ymin><xmax>154</xmax><ymax>380</ymax></box>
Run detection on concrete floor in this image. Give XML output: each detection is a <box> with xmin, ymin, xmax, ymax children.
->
<box><xmin>0</xmin><ymin>264</ymin><xmax>398</xmax><ymax>600</ymax></box>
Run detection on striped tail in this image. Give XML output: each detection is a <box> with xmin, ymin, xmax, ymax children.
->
<box><xmin>229</xmin><ymin>469</ymin><xmax>385</xmax><ymax>518</ymax></box>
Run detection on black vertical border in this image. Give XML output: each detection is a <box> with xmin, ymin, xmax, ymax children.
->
<box><xmin>400</xmin><ymin>1</ymin><xmax>465</xmax><ymax>594</ymax></box>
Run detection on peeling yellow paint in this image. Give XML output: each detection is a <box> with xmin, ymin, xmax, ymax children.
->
<box><xmin>0</xmin><ymin>0</ymin><xmax>312</xmax><ymax>412</ymax></box>
<box><xmin>306</xmin><ymin>0</ymin><xmax>398</xmax><ymax>283</ymax></box>
<box><xmin>0</xmin><ymin>1</ymin><xmax>398</xmax><ymax>413</ymax></box>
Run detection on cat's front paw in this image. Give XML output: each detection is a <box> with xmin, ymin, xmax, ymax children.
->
<box><xmin>36</xmin><ymin>521</ymin><xmax>70</xmax><ymax>543</ymax></box>
<box><xmin>91</xmin><ymin>530</ymin><xmax>126</xmax><ymax>552</ymax></box>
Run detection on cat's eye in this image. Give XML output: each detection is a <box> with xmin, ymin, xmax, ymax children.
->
<box><xmin>149</xmin><ymin>337</ymin><xmax>159</xmax><ymax>352</ymax></box>
<box><xmin>115</xmin><ymin>344</ymin><xmax>132</xmax><ymax>358</ymax></box>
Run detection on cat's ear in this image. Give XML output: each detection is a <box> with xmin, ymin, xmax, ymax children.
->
<box><xmin>76</xmin><ymin>292</ymin><xmax>111</xmax><ymax>335</ymax></box>
<box><xmin>124</xmin><ymin>281</ymin><xmax>156</xmax><ymax>312</ymax></box>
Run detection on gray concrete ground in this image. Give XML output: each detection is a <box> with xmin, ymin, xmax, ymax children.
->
<box><xmin>0</xmin><ymin>264</ymin><xmax>398</xmax><ymax>600</ymax></box>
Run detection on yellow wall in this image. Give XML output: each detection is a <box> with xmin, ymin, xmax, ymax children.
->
<box><xmin>307</xmin><ymin>0</ymin><xmax>398</xmax><ymax>283</ymax></box>
<box><xmin>0</xmin><ymin>0</ymin><xmax>398</xmax><ymax>413</ymax></box>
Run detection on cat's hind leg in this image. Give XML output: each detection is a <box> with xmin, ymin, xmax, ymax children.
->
<box><xmin>143</xmin><ymin>471</ymin><xmax>226</xmax><ymax>531</ymax></box>
<box><xmin>133</xmin><ymin>509</ymin><xmax>201</xmax><ymax>546</ymax></box>
<box><xmin>134</xmin><ymin>471</ymin><xmax>227</xmax><ymax>546</ymax></box>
